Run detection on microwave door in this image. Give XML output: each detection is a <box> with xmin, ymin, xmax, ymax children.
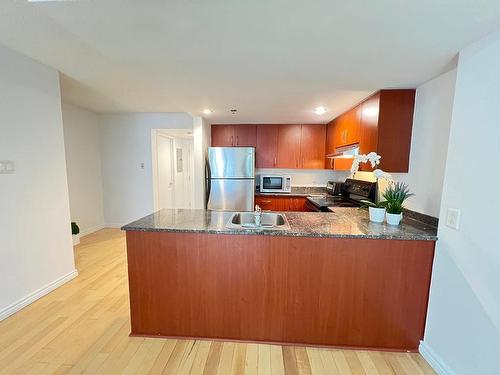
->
<box><xmin>262</xmin><ymin>176</ymin><xmax>283</xmax><ymax>190</ymax></box>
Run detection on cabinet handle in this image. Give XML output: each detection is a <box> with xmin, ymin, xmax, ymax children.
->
<box><xmin>236</xmin><ymin>136</ymin><xmax>239</xmax><ymax>145</ymax></box>
<box><xmin>261</xmin><ymin>200</ymin><xmax>272</xmax><ymax>203</ymax></box>
<box><xmin>230</xmin><ymin>136</ymin><xmax>234</xmax><ymax>146</ymax></box>
<box><xmin>274</xmin><ymin>157</ymin><xmax>277</xmax><ymax>167</ymax></box>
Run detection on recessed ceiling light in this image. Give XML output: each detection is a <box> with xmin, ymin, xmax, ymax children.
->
<box><xmin>202</xmin><ymin>109</ymin><xmax>213</xmax><ymax>115</ymax></box>
<box><xmin>314</xmin><ymin>106</ymin><xmax>328</xmax><ymax>115</ymax></box>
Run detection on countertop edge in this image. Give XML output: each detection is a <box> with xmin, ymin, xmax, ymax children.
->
<box><xmin>120</xmin><ymin>225</ymin><xmax>438</xmax><ymax>241</ymax></box>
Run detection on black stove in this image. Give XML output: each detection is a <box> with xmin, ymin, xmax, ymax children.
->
<box><xmin>306</xmin><ymin>179</ymin><xmax>376</xmax><ymax>212</ymax></box>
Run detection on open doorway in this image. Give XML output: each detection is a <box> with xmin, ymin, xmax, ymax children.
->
<box><xmin>152</xmin><ymin>129</ymin><xmax>195</xmax><ymax>211</ymax></box>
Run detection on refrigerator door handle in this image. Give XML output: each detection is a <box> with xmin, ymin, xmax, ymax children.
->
<box><xmin>205</xmin><ymin>160</ymin><xmax>211</xmax><ymax>208</ymax></box>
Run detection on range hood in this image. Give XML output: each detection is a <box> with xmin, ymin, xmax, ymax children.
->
<box><xmin>326</xmin><ymin>143</ymin><xmax>359</xmax><ymax>159</ymax></box>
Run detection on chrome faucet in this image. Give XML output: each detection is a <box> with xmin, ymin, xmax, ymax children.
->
<box><xmin>254</xmin><ymin>205</ymin><xmax>262</xmax><ymax>226</ymax></box>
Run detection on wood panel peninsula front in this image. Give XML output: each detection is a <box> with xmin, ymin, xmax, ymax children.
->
<box><xmin>122</xmin><ymin>208</ymin><xmax>437</xmax><ymax>351</ymax></box>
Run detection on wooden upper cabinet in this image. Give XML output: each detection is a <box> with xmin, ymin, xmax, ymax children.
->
<box><xmin>211</xmin><ymin>125</ymin><xmax>234</xmax><ymax>147</ymax></box>
<box><xmin>325</xmin><ymin>120</ymin><xmax>336</xmax><ymax>169</ymax></box>
<box><xmin>233</xmin><ymin>125</ymin><xmax>256</xmax><ymax>147</ymax></box>
<box><xmin>359</xmin><ymin>90</ymin><xmax>415</xmax><ymax>172</ymax></box>
<box><xmin>214</xmin><ymin>123</ymin><xmax>329</xmax><ymax>170</ymax></box>
<box><xmin>277</xmin><ymin>125</ymin><xmax>302</xmax><ymax>168</ymax></box>
<box><xmin>359</xmin><ymin>94</ymin><xmax>380</xmax><ymax>171</ymax></box>
<box><xmin>377</xmin><ymin>90</ymin><xmax>415</xmax><ymax>172</ymax></box>
<box><xmin>211</xmin><ymin>125</ymin><xmax>256</xmax><ymax>147</ymax></box>
<box><xmin>324</xmin><ymin>89</ymin><xmax>415</xmax><ymax>173</ymax></box>
<box><xmin>335</xmin><ymin>108</ymin><xmax>360</xmax><ymax>147</ymax></box>
<box><xmin>300</xmin><ymin>124</ymin><xmax>326</xmax><ymax>169</ymax></box>
<box><xmin>256</xmin><ymin>125</ymin><xmax>279</xmax><ymax>168</ymax></box>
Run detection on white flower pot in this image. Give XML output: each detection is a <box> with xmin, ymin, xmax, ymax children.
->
<box><xmin>386</xmin><ymin>212</ymin><xmax>403</xmax><ymax>226</ymax></box>
<box><xmin>72</xmin><ymin>234</ymin><xmax>80</xmax><ymax>246</ymax></box>
<box><xmin>368</xmin><ymin>207</ymin><xmax>386</xmax><ymax>223</ymax></box>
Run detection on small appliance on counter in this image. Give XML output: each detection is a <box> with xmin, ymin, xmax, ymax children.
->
<box><xmin>305</xmin><ymin>179</ymin><xmax>376</xmax><ymax>212</ymax></box>
<box><xmin>259</xmin><ymin>174</ymin><xmax>292</xmax><ymax>193</ymax></box>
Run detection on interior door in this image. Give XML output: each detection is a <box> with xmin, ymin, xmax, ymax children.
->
<box><xmin>256</xmin><ymin>125</ymin><xmax>279</xmax><ymax>168</ymax></box>
<box><xmin>277</xmin><ymin>125</ymin><xmax>301</xmax><ymax>168</ymax></box>
<box><xmin>157</xmin><ymin>135</ymin><xmax>175</xmax><ymax>209</ymax></box>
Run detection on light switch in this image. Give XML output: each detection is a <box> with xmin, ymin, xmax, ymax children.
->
<box><xmin>446</xmin><ymin>208</ymin><xmax>461</xmax><ymax>230</ymax></box>
<box><xmin>0</xmin><ymin>160</ymin><xmax>15</xmax><ymax>174</ymax></box>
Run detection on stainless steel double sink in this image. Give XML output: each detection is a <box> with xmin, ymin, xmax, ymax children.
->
<box><xmin>226</xmin><ymin>212</ymin><xmax>290</xmax><ymax>231</ymax></box>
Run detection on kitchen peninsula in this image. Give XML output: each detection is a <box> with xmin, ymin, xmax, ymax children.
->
<box><xmin>122</xmin><ymin>208</ymin><xmax>437</xmax><ymax>351</ymax></box>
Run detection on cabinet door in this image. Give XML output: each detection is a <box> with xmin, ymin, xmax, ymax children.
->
<box><xmin>325</xmin><ymin>120</ymin><xmax>336</xmax><ymax>169</ymax></box>
<box><xmin>256</xmin><ymin>125</ymin><xmax>279</xmax><ymax>168</ymax></box>
<box><xmin>345</xmin><ymin>107</ymin><xmax>361</xmax><ymax>145</ymax></box>
<box><xmin>359</xmin><ymin>94</ymin><xmax>380</xmax><ymax>171</ymax></box>
<box><xmin>277</xmin><ymin>125</ymin><xmax>302</xmax><ymax>168</ymax></box>
<box><xmin>300</xmin><ymin>124</ymin><xmax>326</xmax><ymax>169</ymax></box>
<box><xmin>255</xmin><ymin>196</ymin><xmax>274</xmax><ymax>211</ymax></box>
<box><xmin>334</xmin><ymin>114</ymin><xmax>346</xmax><ymax>147</ymax></box>
<box><xmin>290</xmin><ymin>197</ymin><xmax>307</xmax><ymax>211</ymax></box>
<box><xmin>234</xmin><ymin>125</ymin><xmax>256</xmax><ymax>147</ymax></box>
<box><xmin>211</xmin><ymin>125</ymin><xmax>234</xmax><ymax>147</ymax></box>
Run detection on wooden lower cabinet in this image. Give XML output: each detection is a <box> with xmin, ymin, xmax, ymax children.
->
<box><xmin>255</xmin><ymin>195</ymin><xmax>309</xmax><ymax>211</ymax></box>
<box><xmin>126</xmin><ymin>231</ymin><xmax>435</xmax><ymax>350</ymax></box>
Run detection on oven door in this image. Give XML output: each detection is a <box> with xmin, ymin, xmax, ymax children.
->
<box><xmin>260</xmin><ymin>176</ymin><xmax>284</xmax><ymax>192</ymax></box>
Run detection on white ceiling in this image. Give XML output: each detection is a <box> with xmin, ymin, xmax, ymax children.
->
<box><xmin>1</xmin><ymin>0</ymin><xmax>499</xmax><ymax>123</ymax></box>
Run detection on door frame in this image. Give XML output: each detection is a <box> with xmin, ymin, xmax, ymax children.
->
<box><xmin>152</xmin><ymin>130</ymin><xmax>176</xmax><ymax>212</ymax></box>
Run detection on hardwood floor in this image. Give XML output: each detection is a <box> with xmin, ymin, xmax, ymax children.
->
<box><xmin>0</xmin><ymin>229</ymin><xmax>436</xmax><ymax>374</ymax></box>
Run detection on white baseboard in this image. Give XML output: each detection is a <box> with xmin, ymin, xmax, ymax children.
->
<box><xmin>104</xmin><ymin>222</ymin><xmax>125</xmax><ymax>229</ymax></box>
<box><xmin>80</xmin><ymin>224</ymin><xmax>105</xmax><ymax>237</ymax></box>
<box><xmin>419</xmin><ymin>341</ymin><xmax>457</xmax><ymax>375</ymax></box>
<box><xmin>0</xmin><ymin>269</ymin><xmax>79</xmax><ymax>321</ymax></box>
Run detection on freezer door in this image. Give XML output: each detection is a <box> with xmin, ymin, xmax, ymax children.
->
<box><xmin>207</xmin><ymin>179</ymin><xmax>255</xmax><ymax>211</ymax></box>
<box><xmin>208</xmin><ymin>147</ymin><xmax>255</xmax><ymax>178</ymax></box>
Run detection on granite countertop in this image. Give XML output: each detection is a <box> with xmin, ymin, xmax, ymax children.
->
<box><xmin>122</xmin><ymin>208</ymin><xmax>437</xmax><ymax>241</ymax></box>
<box><xmin>255</xmin><ymin>186</ymin><xmax>326</xmax><ymax>197</ymax></box>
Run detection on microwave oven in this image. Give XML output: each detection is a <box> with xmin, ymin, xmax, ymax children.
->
<box><xmin>259</xmin><ymin>175</ymin><xmax>292</xmax><ymax>193</ymax></box>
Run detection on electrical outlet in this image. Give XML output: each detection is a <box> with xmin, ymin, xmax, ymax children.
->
<box><xmin>446</xmin><ymin>208</ymin><xmax>461</xmax><ymax>230</ymax></box>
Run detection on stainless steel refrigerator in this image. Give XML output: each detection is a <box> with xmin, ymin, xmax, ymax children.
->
<box><xmin>206</xmin><ymin>147</ymin><xmax>255</xmax><ymax>211</ymax></box>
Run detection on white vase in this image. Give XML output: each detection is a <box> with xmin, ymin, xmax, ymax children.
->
<box><xmin>386</xmin><ymin>212</ymin><xmax>403</xmax><ymax>226</ymax></box>
<box><xmin>72</xmin><ymin>234</ymin><xmax>80</xmax><ymax>246</ymax></box>
<box><xmin>368</xmin><ymin>207</ymin><xmax>386</xmax><ymax>223</ymax></box>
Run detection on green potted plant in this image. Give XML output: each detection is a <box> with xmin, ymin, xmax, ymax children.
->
<box><xmin>360</xmin><ymin>200</ymin><xmax>387</xmax><ymax>223</ymax></box>
<box><xmin>382</xmin><ymin>182</ymin><xmax>414</xmax><ymax>225</ymax></box>
<box><xmin>71</xmin><ymin>222</ymin><xmax>80</xmax><ymax>246</ymax></box>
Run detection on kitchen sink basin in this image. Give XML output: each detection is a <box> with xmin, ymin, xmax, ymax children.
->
<box><xmin>226</xmin><ymin>212</ymin><xmax>290</xmax><ymax>230</ymax></box>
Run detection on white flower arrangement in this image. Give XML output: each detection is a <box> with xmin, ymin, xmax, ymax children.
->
<box><xmin>350</xmin><ymin>152</ymin><xmax>394</xmax><ymax>182</ymax></box>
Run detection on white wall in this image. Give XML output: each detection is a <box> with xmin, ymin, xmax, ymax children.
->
<box><xmin>100</xmin><ymin>113</ymin><xmax>193</xmax><ymax>226</ymax></box>
<box><xmin>62</xmin><ymin>102</ymin><xmax>105</xmax><ymax>235</ymax></box>
<box><xmin>0</xmin><ymin>45</ymin><xmax>76</xmax><ymax>319</ymax></box>
<box><xmin>391</xmin><ymin>69</ymin><xmax>457</xmax><ymax>217</ymax></box>
<box><xmin>421</xmin><ymin>31</ymin><xmax>500</xmax><ymax>375</ymax></box>
<box><xmin>193</xmin><ymin>116</ymin><xmax>211</xmax><ymax>209</ymax></box>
